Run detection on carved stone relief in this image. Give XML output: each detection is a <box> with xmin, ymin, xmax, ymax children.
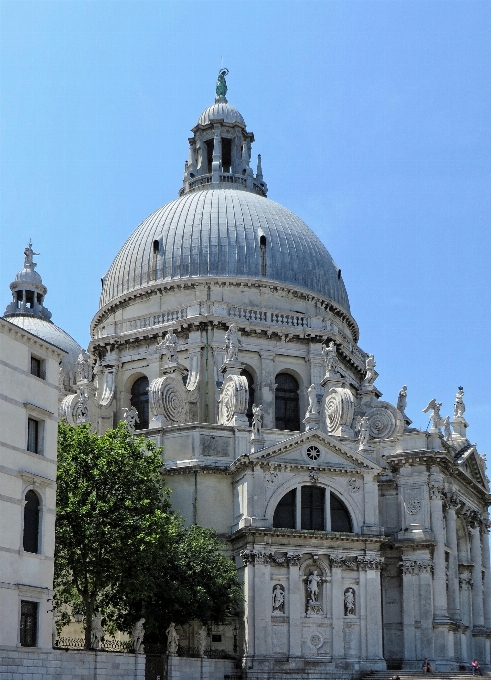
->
<box><xmin>218</xmin><ymin>373</ymin><xmax>249</xmax><ymax>426</ymax></box>
<box><xmin>149</xmin><ymin>373</ymin><xmax>189</xmax><ymax>426</ymax></box>
<box><xmin>324</xmin><ymin>387</ymin><xmax>355</xmax><ymax>436</ymax></box>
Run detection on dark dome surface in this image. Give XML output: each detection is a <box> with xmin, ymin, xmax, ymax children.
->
<box><xmin>100</xmin><ymin>189</ymin><xmax>350</xmax><ymax>312</ymax></box>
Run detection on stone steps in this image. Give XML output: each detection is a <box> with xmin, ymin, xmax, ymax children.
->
<box><xmin>360</xmin><ymin>672</ymin><xmax>488</xmax><ymax>680</ymax></box>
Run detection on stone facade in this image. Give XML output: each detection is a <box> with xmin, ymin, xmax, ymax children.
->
<box><xmin>79</xmin><ymin>76</ymin><xmax>491</xmax><ymax>677</ymax></box>
<box><xmin>0</xmin><ymin>317</ymin><xmax>66</xmax><ymax>651</ymax></box>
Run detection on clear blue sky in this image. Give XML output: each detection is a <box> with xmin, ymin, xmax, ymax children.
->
<box><xmin>1</xmin><ymin>1</ymin><xmax>490</xmax><ymax>470</ymax></box>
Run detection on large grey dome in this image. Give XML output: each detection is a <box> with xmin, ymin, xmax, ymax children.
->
<box><xmin>7</xmin><ymin>316</ymin><xmax>82</xmax><ymax>373</ymax></box>
<box><xmin>100</xmin><ymin>189</ymin><xmax>350</xmax><ymax>312</ymax></box>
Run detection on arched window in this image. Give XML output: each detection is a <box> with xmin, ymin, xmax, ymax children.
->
<box><xmin>23</xmin><ymin>490</ymin><xmax>40</xmax><ymax>553</ymax></box>
<box><xmin>273</xmin><ymin>489</ymin><xmax>296</xmax><ymax>529</ymax></box>
<box><xmin>131</xmin><ymin>377</ymin><xmax>149</xmax><ymax>430</ymax></box>
<box><xmin>275</xmin><ymin>373</ymin><xmax>300</xmax><ymax>431</ymax></box>
<box><xmin>330</xmin><ymin>493</ymin><xmax>352</xmax><ymax>533</ymax></box>
<box><xmin>241</xmin><ymin>369</ymin><xmax>255</xmax><ymax>426</ymax></box>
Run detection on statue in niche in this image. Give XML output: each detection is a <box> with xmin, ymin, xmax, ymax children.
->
<box><xmin>322</xmin><ymin>341</ymin><xmax>339</xmax><ymax>374</ymax></box>
<box><xmin>272</xmin><ymin>584</ymin><xmax>285</xmax><ymax>614</ymax></box>
<box><xmin>344</xmin><ymin>588</ymin><xmax>355</xmax><ymax>616</ymax></box>
<box><xmin>358</xmin><ymin>415</ymin><xmax>370</xmax><ymax>450</ymax></box>
<box><xmin>224</xmin><ymin>323</ymin><xmax>242</xmax><ymax>363</ymax></box>
<box><xmin>91</xmin><ymin>612</ymin><xmax>103</xmax><ymax>650</ymax></box>
<box><xmin>363</xmin><ymin>354</ymin><xmax>377</xmax><ymax>384</ymax></box>
<box><xmin>158</xmin><ymin>329</ymin><xmax>178</xmax><ymax>364</ymax></box>
<box><xmin>24</xmin><ymin>241</ymin><xmax>39</xmax><ymax>267</ymax></box>
<box><xmin>306</xmin><ymin>384</ymin><xmax>318</xmax><ymax>415</ymax></box>
<box><xmin>307</xmin><ymin>571</ymin><xmax>322</xmax><ymax>603</ymax></box>
<box><xmin>76</xmin><ymin>349</ymin><xmax>91</xmax><ymax>383</ymax></box>
<box><xmin>122</xmin><ymin>406</ymin><xmax>140</xmax><ymax>434</ymax></box>
<box><xmin>397</xmin><ymin>385</ymin><xmax>407</xmax><ymax>413</ymax></box>
<box><xmin>132</xmin><ymin>618</ymin><xmax>145</xmax><ymax>654</ymax></box>
<box><xmin>454</xmin><ymin>386</ymin><xmax>466</xmax><ymax>418</ymax></box>
<box><xmin>166</xmin><ymin>622</ymin><xmax>179</xmax><ymax>655</ymax></box>
<box><xmin>196</xmin><ymin>625</ymin><xmax>207</xmax><ymax>657</ymax></box>
<box><xmin>252</xmin><ymin>404</ymin><xmax>263</xmax><ymax>436</ymax></box>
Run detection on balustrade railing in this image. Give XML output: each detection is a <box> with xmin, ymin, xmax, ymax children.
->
<box><xmin>54</xmin><ymin>637</ymin><xmax>132</xmax><ymax>652</ymax></box>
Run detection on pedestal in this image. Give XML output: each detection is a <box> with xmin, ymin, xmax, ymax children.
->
<box><xmin>303</xmin><ymin>411</ymin><xmax>320</xmax><ymax>431</ymax></box>
<box><xmin>250</xmin><ymin>434</ymin><xmax>266</xmax><ymax>454</ymax></box>
<box><xmin>167</xmin><ymin>654</ymin><xmax>179</xmax><ymax>680</ymax></box>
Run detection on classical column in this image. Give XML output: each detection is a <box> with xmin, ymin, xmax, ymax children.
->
<box><xmin>259</xmin><ymin>351</ymin><xmax>276</xmax><ymax>429</ymax></box>
<box><xmin>469</xmin><ymin>523</ymin><xmax>485</xmax><ymax>628</ymax></box>
<box><xmin>481</xmin><ymin>520</ymin><xmax>491</xmax><ymax>631</ymax></box>
<box><xmin>212</xmin><ymin>125</ymin><xmax>221</xmax><ymax>182</ymax></box>
<box><xmin>331</xmin><ymin>555</ymin><xmax>344</xmax><ymax>661</ymax></box>
<box><xmin>445</xmin><ymin>493</ymin><xmax>461</xmax><ymax>622</ymax></box>
<box><xmin>400</xmin><ymin>559</ymin><xmax>416</xmax><ymax>663</ymax></box>
<box><xmin>240</xmin><ymin>550</ymin><xmax>256</xmax><ymax>660</ymax></box>
<box><xmin>287</xmin><ymin>553</ymin><xmax>302</xmax><ymax>657</ymax></box>
<box><xmin>361</xmin><ymin>557</ymin><xmax>384</xmax><ymax>661</ymax></box>
<box><xmin>429</xmin><ymin>477</ymin><xmax>449</xmax><ymax>621</ymax></box>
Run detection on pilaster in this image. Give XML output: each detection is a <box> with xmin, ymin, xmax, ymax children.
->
<box><xmin>287</xmin><ymin>553</ymin><xmax>302</xmax><ymax>657</ymax></box>
<box><xmin>445</xmin><ymin>494</ymin><xmax>461</xmax><ymax>622</ymax></box>
<box><xmin>331</xmin><ymin>556</ymin><xmax>344</xmax><ymax>660</ymax></box>
<box><xmin>259</xmin><ymin>350</ymin><xmax>275</xmax><ymax>429</ymax></box>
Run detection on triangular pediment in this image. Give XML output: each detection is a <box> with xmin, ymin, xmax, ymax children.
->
<box><xmin>248</xmin><ymin>430</ymin><xmax>382</xmax><ymax>472</ymax></box>
<box><xmin>455</xmin><ymin>446</ymin><xmax>489</xmax><ymax>489</ymax></box>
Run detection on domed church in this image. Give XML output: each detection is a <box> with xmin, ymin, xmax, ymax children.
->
<box><xmin>69</xmin><ymin>72</ymin><xmax>490</xmax><ymax>675</ymax></box>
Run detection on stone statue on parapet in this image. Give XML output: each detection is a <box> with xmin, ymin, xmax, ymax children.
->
<box><xmin>157</xmin><ymin>329</ymin><xmax>178</xmax><ymax>364</ymax></box>
<box><xmin>442</xmin><ymin>415</ymin><xmax>452</xmax><ymax>442</ymax></box>
<box><xmin>224</xmin><ymin>323</ymin><xmax>242</xmax><ymax>363</ymax></box>
<box><xmin>322</xmin><ymin>341</ymin><xmax>339</xmax><ymax>374</ymax></box>
<box><xmin>454</xmin><ymin>386</ymin><xmax>466</xmax><ymax>419</ymax></box>
<box><xmin>122</xmin><ymin>406</ymin><xmax>140</xmax><ymax>434</ymax></box>
<box><xmin>166</xmin><ymin>622</ymin><xmax>179</xmax><ymax>655</ymax></box>
<box><xmin>196</xmin><ymin>625</ymin><xmax>207</xmax><ymax>657</ymax></box>
<box><xmin>306</xmin><ymin>384</ymin><xmax>319</xmax><ymax>415</ymax></box>
<box><xmin>216</xmin><ymin>68</ymin><xmax>229</xmax><ymax>99</ymax></box>
<box><xmin>363</xmin><ymin>354</ymin><xmax>377</xmax><ymax>385</ymax></box>
<box><xmin>397</xmin><ymin>385</ymin><xmax>407</xmax><ymax>414</ymax></box>
<box><xmin>132</xmin><ymin>618</ymin><xmax>145</xmax><ymax>654</ymax></box>
<box><xmin>358</xmin><ymin>415</ymin><xmax>371</xmax><ymax>451</ymax></box>
<box><xmin>76</xmin><ymin>349</ymin><xmax>92</xmax><ymax>383</ymax></box>
<box><xmin>91</xmin><ymin>612</ymin><xmax>103</xmax><ymax>650</ymax></box>
<box><xmin>422</xmin><ymin>398</ymin><xmax>444</xmax><ymax>433</ymax></box>
<box><xmin>24</xmin><ymin>240</ymin><xmax>39</xmax><ymax>268</ymax></box>
<box><xmin>252</xmin><ymin>404</ymin><xmax>263</xmax><ymax>436</ymax></box>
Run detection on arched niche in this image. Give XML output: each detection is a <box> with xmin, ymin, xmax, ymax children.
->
<box><xmin>128</xmin><ymin>374</ymin><xmax>150</xmax><ymax>430</ymax></box>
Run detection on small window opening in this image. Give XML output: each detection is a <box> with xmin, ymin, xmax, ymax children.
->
<box><xmin>31</xmin><ymin>357</ymin><xmax>41</xmax><ymax>378</ymax></box>
<box><xmin>241</xmin><ymin>370</ymin><xmax>255</xmax><ymax>426</ymax></box>
<box><xmin>211</xmin><ymin>634</ymin><xmax>222</xmax><ymax>643</ymax></box>
<box><xmin>36</xmin><ymin>293</ymin><xmax>43</xmax><ymax>305</ymax></box>
<box><xmin>27</xmin><ymin>418</ymin><xmax>39</xmax><ymax>454</ymax></box>
<box><xmin>221</xmin><ymin>137</ymin><xmax>232</xmax><ymax>173</ymax></box>
<box><xmin>337</xmin><ymin>269</ymin><xmax>341</xmax><ymax>280</ymax></box>
<box><xmin>275</xmin><ymin>373</ymin><xmax>300</xmax><ymax>431</ymax></box>
<box><xmin>153</xmin><ymin>240</ymin><xmax>160</xmax><ymax>254</ymax></box>
<box><xmin>273</xmin><ymin>489</ymin><xmax>296</xmax><ymax>529</ymax></box>
<box><xmin>20</xmin><ymin>601</ymin><xmax>38</xmax><ymax>647</ymax></box>
<box><xmin>205</xmin><ymin>139</ymin><xmax>214</xmax><ymax>173</ymax></box>
<box><xmin>101</xmin><ymin>278</ymin><xmax>104</xmax><ymax>290</ymax></box>
<box><xmin>16</xmin><ymin>290</ymin><xmax>23</xmax><ymax>308</ymax></box>
<box><xmin>330</xmin><ymin>494</ymin><xmax>352</xmax><ymax>532</ymax></box>
<box><xmin>23</xmin><ymin>490</ymin><xmax>40</xmax><ymax>553</ymax></box>
<box><xmin>260</xmin><ymin>235</ymin><xmax>267</xmax><ymax>277</ymax></box>
<box><xmin>25</xmin><ymin>291</ymin><xmax>34</xmax><ymax>308</ymax></box>
<box><xmin>301</xmin><ymin>486</ymin><xmax>325</xmax><ymax>530</ymax></box>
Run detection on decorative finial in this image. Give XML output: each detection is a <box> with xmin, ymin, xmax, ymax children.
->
<box><xmin>216</xmin><ymin>68</ymin><xmax>229</xmax><ymax>101</ymax></box>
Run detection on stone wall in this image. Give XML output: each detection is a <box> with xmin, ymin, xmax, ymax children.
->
<box><xmin>0</xmin><ymin>647</ymin><xmax>145</xmax><ymax>680</ymax></box>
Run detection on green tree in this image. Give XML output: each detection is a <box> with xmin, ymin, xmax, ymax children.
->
<box><xmin>55</xmin><ymin>421</ymin><xmax>242</xmax><ymax>648</ymax></box>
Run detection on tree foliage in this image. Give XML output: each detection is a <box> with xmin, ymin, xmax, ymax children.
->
<box><xmin>54</xmin><ymin>421</ymin><xmax>242</xmax><ymax>647</ymax></box>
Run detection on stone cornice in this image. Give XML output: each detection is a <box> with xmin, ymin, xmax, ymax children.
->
<box><xmin>0</xmin><ymin>317</ymin><xmax>67</xmax><ymax>359</ymax></box>
<box><xmin>231</xmin><ymin>526</ymin><xmax>387</xmax><ymax>544</ymax></box>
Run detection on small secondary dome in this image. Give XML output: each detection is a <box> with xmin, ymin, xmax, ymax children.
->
<box><xmin>198</xmin><ymin>101</ymin><xmax>245</xmax><ymax>127</ymax></box>
<box><xmin>3</xmin><ymin>242</ymin><xmax>82</xmax><ymax>374</ymax></box>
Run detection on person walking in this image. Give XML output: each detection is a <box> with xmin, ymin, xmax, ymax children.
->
<box><xmin>471</xmin><ymin>659</ymin><xmax>483</xmax><ymax>676</ymax></box>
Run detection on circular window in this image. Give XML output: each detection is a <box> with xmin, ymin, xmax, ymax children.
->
<box><xmin>306</xmin><ymin>446</ymin><xmax>321</xmax><ymax>461</ymax></box>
